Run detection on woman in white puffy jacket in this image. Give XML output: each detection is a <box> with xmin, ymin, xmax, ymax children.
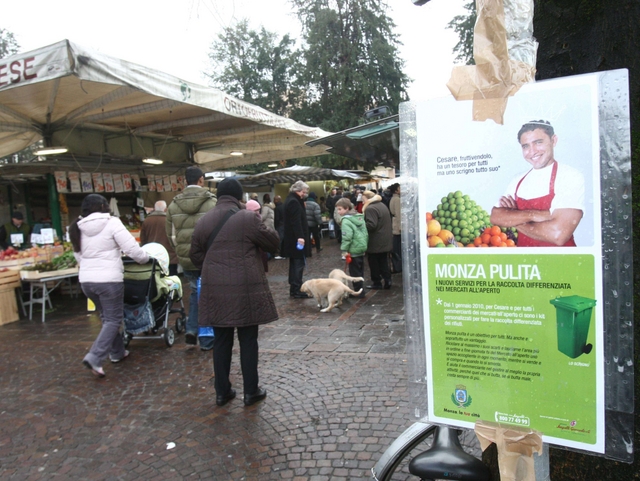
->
<box><xmin>69</xmin><ymin>194</ymin><xmax>149</xmax><ymax>377</ymax></box>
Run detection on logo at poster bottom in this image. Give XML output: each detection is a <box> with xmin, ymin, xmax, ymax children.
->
<box><xmin>451</xmin><ymin>384</ymin><xmax>473</xmax><ymax>408</ymax></box>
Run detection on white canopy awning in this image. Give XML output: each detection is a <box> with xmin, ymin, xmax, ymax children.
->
<box><xmin>0</xmin><ymin>40</ymin><xmax>330</xmax><ymax>176</ymax></box>
<box><xmin>232</xmin><ymin>165</ymin><xmax>378</xmax><ymax>188</ymax></box>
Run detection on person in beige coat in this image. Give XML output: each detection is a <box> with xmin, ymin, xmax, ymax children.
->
<box><xmin>389</xmin><ymin>184</ymin><xmax>402</xmax><ymax>273</ymax></box>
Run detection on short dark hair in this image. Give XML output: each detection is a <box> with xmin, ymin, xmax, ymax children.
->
<box><xmin>517</xmin><ymin>120</ymin><xmax>554</xmax><ymax>142</ymax></box>
<box><xmin>185</xmin><ymin>166</ymin><xmax>204</xmax><ymax>185</ymax></box>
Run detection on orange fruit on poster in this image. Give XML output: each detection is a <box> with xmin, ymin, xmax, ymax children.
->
<box><xmin>437</xmin><ymin>229</ymin><xmax>454</xmax><ymax>243</ymax></box>
<box><xmin>473</xmin><ymin>236</ymin><xmax>482</xmax><ymax>246</ymax></box>
<box><xmin>426</xmin><ymin>212</ymin><xmax>433</xmax><ymax>221</ymax></box>
<box><xmin>427</xmin><ymin>219</ymin><xmax>441</xmax><ymax>236</ymax></box>
<box><xmin>506</xmin><ymin>239</ymin><xmax>516</xmax><ymax>247</ymax></box>
<box><xmin>499</xmin><ymin>232</ymin><xmax>508</xmax><ymax>242</ymax></box>
<box><xmin>490</xmin><ymin>235</ymin><xmax>502</xmax><ymax>247</ymax></box>
<box><xmin>481</xmin><ymin>233</ymin><xmax>491</xmax><ymax>245</ymax></box>
<box><xmin>428</xmin><ymin>235</ymin><xmax>444</xmax><ymax>247</ymax></box>
<box><xmin>490</xmin><ymin>225</ymin><xmax>502</xmax><ymax>236</ymax></box>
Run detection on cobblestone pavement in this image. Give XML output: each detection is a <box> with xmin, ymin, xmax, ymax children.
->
<box><xmin>0</xmin><ymin>238</ymin><xmax>416</xmax><ymax>480</ymax></box>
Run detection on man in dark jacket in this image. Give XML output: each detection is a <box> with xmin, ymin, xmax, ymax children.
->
<box><xmin>282</xmin><ymin>180</ymin><xmax>310</xmax><ymax>298</ymax></box>
<box><xmin>362</xmin><ymin>190</ymin><xmax>393</xmax><ymax>289</ymax></box>
<box><xmin>141</xmin><ymin>200</ymin><xmax>179</xmax><ymax>275</ymax></box>
<box><xmin>0</xmin><ymin>211</ymin><xmax>31</xmax><ymax>250</ymax></box>
<box><xmin>190</xmin><ymin>178</ymin><xmax>279</xmax><ymax>407</ymax></box>
<box><xmin>166</xmin><ymin>166</ymin><xmax>217</xmax><ymax>349</ymax></box>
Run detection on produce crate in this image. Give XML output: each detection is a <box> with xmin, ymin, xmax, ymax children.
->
<box><xmin>0</xmin><ymin>289</ymin><xmax>19</xmax><ymax>325</ymax></box>
<box><xmin>20</xmin><ymin>267</ymin><xmax>79</xmax><ymax>280</ymax></box>
<box><xmin>0</xmin><ymin>269</ymin><xmax>21</xmax><ymax>289</ymax></box>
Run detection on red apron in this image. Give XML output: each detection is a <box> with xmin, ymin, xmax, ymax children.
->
<box><xmin>514</xmin><ymin>161</ymin><xmax>576</xmax><ymax>247</ymax></box>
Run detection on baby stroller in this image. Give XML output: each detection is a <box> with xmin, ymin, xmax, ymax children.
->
<box><xmin>122</xmin><ymin>243</ymin><xmax>186</xmax><ymax>347</ymax></box>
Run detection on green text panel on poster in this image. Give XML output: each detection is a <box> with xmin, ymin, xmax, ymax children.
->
<box><xmin>428</xmin><ymin>253</ymin><xmax>597</xmax><ymax>445</ymax></box>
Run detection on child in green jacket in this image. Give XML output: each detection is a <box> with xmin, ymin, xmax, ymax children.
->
<box><xmin>335</xmin><ymin>198</ymin><xmax>368</xmax><ymax>297</ymax></box>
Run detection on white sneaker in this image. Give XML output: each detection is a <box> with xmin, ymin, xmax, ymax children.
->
<box><xmin>274</xmin><ymin>256</ymin><xmax>285</xmax><ymax>260</ymax></box>
<box><xmin>110</xmin><ymin>350</ymin><xmax>130</xmax><ymax>363</ymax></box>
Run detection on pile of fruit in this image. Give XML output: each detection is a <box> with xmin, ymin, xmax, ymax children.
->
<box><xmin>427</xmin><ymin>191</ymin><xmax>518</xmax><ymax>248</ymax></box>
<box><xmin>0</xmin><ymin>246</ymin><xmax>39</xmax><ymax>260</ymax></box>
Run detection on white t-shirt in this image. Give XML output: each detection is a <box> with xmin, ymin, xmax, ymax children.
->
<box><xmin>499</xmin><ymin>162</ymin><xmax>585</xmax><ymax>213</ymax></box>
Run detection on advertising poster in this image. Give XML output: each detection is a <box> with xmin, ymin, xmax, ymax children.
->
<box><xmin>113</xmin><ymin>174</ymin><xmax>124</xmax><ymax>193</ymax></box>
<box><xmin>156</xmin><ymin>176</ymin><xmax>164</xmax><ymax>192</ymax></box>
<box><xmin>103</xmin><ymin>173</ymin><xmax>115</xmax><ymax>193</ymax></box>
<box><xmin>54</xmin><ymin>171</ymin><xmax>68</xmax><ymax>193</ymax></box>
<box><xmin>177</xmin><ymin>175</ymin><xmax>185</xmax><ymax>191</ymax></box>
<box><xmin>170</xmin><ymin>175</ymin><xmax>178</xmax><ymax>192</ymax></box>
<box><xmin>416</xmin><ymin>74</ymin><xmax>604</xmax><ymax>453</ymax></box>
<box><xmin>80</xmin><ymin>172</ymin><xmax>93</xmax><ymax>193</ymax></box>
<box><xmin>147</xmin><ymin>174</ymin><xmax>156</xmax><ymax>192</ymax></box>
<box><xmin>163</xmin><ymin>175</ymin><xmax>172</xmax><ymax>192</ymax></box>
<box><xmin>91</xmin><ymin>173</ymin><xmax>105</xmax><ymax>193</ymax></box>
<box><xmin>68</xmin><ymin>172</ymin><xmax>82</xmax><ymax>193</ymax></box>
<box><xmin>122</xmin><ymin>173</ymin><xmax>133</xmax><ymax>192</ymax></box>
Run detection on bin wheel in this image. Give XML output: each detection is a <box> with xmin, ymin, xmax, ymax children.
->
<box><xmin>123</xmin><ymin>332</ymin><xmax>132</xmax><ymax>348</ymax></box>
<box><xmin>175</xmin><ymin>316</ymin><xmax>185</xmax><ymax>334</ymax></box>
<box><xmin>583</xmin><ymin>343</ymin><xmax>593</xmax><ymax>355</ymax></box>
<box><xmin>164</xmin><ymin>328</ymin><xmax>175</xmax><ymax>347</ymax></box>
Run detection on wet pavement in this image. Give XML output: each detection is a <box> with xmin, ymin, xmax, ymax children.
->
<box><xmin>0</xmin><ymin>237</ymin><xmax>415</xmax><ymax>480</ymax></box>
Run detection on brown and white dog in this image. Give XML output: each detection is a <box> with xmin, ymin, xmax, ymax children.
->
<box><xmin>300</xmin><ymin>278</ymin><xmax>363</xmax><ymax>312</ymax></box>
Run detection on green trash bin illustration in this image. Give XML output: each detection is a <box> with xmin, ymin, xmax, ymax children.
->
<box><xmin>549</xmin><ymin>295</ymin><xmax>597</xmax><ymax>358</ymax></box>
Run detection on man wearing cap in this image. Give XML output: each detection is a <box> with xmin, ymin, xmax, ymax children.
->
<box><xmin>490</xmin><ymin>120</ymin><xmax>584</xmax><ymax>246</ymax></box>
<box><xmin>0</xmin><ymin>211</ymin><xmax>31</xmax><ymax>250</ymax></box>
<box><xmin>190</xmin><ymin>178</ymin><xmax>279</xmax><ymax>407</ymax></box>
<box><xmin>166</xmin><ymin>166</ymin><xmax>217</xmax><ymax>349</ymax></box>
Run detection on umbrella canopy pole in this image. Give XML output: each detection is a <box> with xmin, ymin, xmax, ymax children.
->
<box><xmin>47</xmin><ymin>174</ymin><xmax>63</xmax><ymax>239</ymax></box>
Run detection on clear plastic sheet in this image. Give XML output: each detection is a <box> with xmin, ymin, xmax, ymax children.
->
<box><xmin>399</xmin><ymin>69</ymin><xmax>633</xmax><ymax>462</ymax></box>
<box><xmin>504</xmin><ymin>0</ymin><xmax>538</xmax><ymax>66</ymax></box>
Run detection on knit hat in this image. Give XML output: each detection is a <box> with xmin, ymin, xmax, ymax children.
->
<box><xmin>308</xmin><ymin>191</ymin><xmax>317</xmax><ymax>200</ymax></box>
<box><xmin>246</xmin><ymin>199</ymin><xmax>261</xmax><ymax>212</ymax></box>
<box><xmin>11</xmin><ymin>211</ymin><xmax>24</xmax><ymax>220</ymax></box>
<box><xmin>216</xmin><ymin>178</ymin><xmax>243</xmax><ymax>200</ymax></box>
<box><xmin>362</xmin><ymin>190</ymin><xmax>376</xmax><ymax>200</ymax></box>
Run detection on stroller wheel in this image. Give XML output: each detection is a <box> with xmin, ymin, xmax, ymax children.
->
<box><xmin>175</xmin><ymin>316</ymin><xmax>185</xmax><ymax>334</ymax></box>
<box><xmin>123</xmin><ymin>332</ymin><xmax>132</xmax><ymax>348</ymax></box>
<box><xmin>164</xmin><ymin>328</ymin><xmax>175</xmax><ymax>347</ymax></box>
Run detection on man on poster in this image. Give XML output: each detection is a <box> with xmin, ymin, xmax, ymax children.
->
<box><xmin>490</xmin><ymin>120</ymin><xmax>584</xmax><ymax>246</ymax></box>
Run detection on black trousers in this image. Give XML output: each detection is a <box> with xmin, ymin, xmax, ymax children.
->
<box><xmin>288</xmin><ymin>257</ymin><xmax>305</xmax><ymax>294</ymax></box>
<box><xmin>367</xmin><ymin>251</ymin><xmax>391</xmax><ymax>286</ymax></box>
<box><xmin>309</xmin><ymin>224</ymin><xmax>321</xmax><ymax>251</ymax></box>
<box><xmin>391</xmin><ymin>235</ymin><xmax>403</xmax><ymax>273</ymax></box>
<box><xmin>348</xmin><ymin>255</ymin><xmax>365</xmax><ymax>292</ymax></box>
<box><xmin>213</xmin><ymin>325</ymin><xmax>259</xmax><ymax>396</ymax></box>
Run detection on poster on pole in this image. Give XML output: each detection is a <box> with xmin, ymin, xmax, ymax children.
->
<box><xmin>416</xmin><ymin>74</ymin><xmax>604</xmax><ymax>453</ymax></box>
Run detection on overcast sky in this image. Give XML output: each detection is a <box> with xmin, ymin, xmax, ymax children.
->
<box><xmin>4</xmin><ymin>0</ymin><xmax>466</xmax><ymax>102</ymax></box>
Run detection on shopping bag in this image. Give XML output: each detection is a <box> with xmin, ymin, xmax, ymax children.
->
<box><xmin>123</xmin><ymin>300</ymin><xmax>155</xmax><ymax>334</ymax></box>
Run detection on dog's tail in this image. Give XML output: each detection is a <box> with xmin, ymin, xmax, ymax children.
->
<box><xmin>347</xmin><ymin>287</ymin><xmax>363</xmax><ymax>296</ymax></box>
<box><xmin>343</xmin><ymin>275</ymin><xmax>365</xmax><ymax>283</ymax></box>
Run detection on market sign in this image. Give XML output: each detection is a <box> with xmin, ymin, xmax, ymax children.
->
<box><xmin>410</xmin><ymin>71</ymin><xmax>631</xmax><ymax>454</ymax></box>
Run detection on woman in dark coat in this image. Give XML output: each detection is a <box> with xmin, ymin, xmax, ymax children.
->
<box><xmin>190</xmin><ymin>178</ymin><xmax>279</xmax><ymax>407</ymax></box>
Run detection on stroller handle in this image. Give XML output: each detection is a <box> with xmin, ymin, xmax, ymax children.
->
<box><xmin>122</xmin><ymin>256</ymin><xmax>156</xmax><ymax>266</ymax></box>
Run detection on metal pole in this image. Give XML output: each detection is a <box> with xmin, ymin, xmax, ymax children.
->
<box><xmin>46</xmin><ymin>174</ymin><xmax>62</xmax><ymax>239</ymax></box>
